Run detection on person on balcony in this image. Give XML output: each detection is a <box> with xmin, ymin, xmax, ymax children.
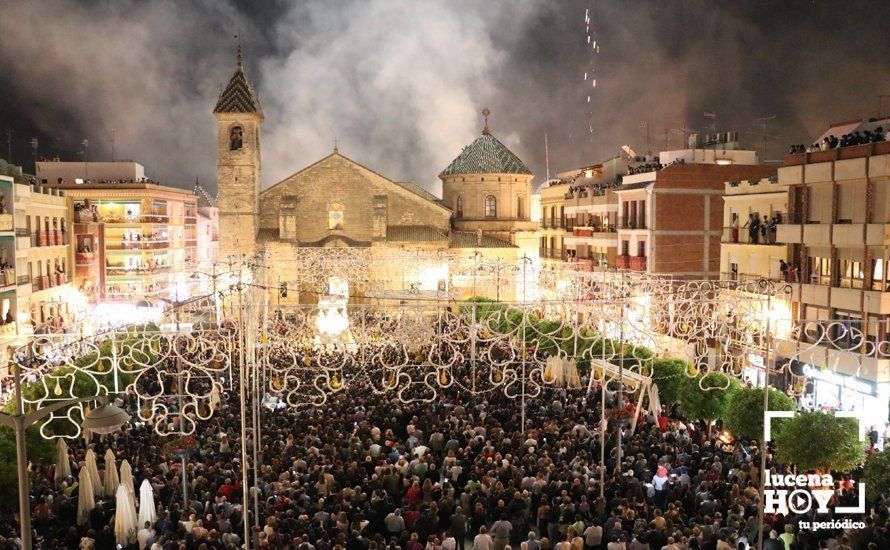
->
<box><xmin>731</xmin><ymin>216</ymin><xmax>739</xmax><ymax>243</ymax></box>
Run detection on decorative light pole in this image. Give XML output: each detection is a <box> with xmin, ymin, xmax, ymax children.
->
<box><xmin>0</xmin><ymin>354</ymin><xmax>129</xmax><ymax>550</ymax></box>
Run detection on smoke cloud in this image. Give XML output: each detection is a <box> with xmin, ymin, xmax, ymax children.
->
<box><xmin>0</xmin><ymin>1</ymin><xmax>887</xmax><ymax>196</ymax></box>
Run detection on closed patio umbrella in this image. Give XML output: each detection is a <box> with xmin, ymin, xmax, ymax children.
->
<box><xmin>103</xmin><ymin>449</ymin><xmax>119</xmax><ymax>497</ymax></box>
<box><xmin>84</xmin><ymin>449</ymin><xmax>103</xmax><ymax>497</ymax></box>
<box><xmin>137</xmin><ymin>478</ymin><xmax>157</xmax><ymax>529</ymax></box>
<box><xmin>76</xmin><ymin>468</ymin><xmax>95</xmax><ymax>526</ymax></box>
<box><xmin>54</xmin><ymin>438</ymin><xmax>71</xmax><ymax>486</ymax></box>
<box><xmin>120</xmin><ymin>459</ymin><xmax>136</xmax><ymax>503</ymax></box>
<box><xmin>113</xmin><ymin>483</ymin><xmax>138</xmax><ymax>546</ymax></box>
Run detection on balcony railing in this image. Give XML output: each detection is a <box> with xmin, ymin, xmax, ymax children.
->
<box><xmin>573</xmin><ymin>226</ymin><xmax>617</xmax><ymax>237</ymax></box>
<box><xmin>102</xmin><ymin>214</ymin><xmax>170</xmax><ymax>224</ymax></box>
<box><xmin>615</xmin><ymin>255</ymin><xmax>647</xmax><ymax>271</ymax></box>
<box><xmin>538</xmin><ymin>248</ymin><xmax>567</xmax><ymax>260</ymax></box>
<box><xmin>33</xmin><ymin>230</ymin><xmax>68</xmax><ymax>247</ymax></box>
<box><xmin>16</xmin><ymin>275</ymin><xmax>29</xmax><ymax>287</ymax></box>
<box><xmin>31</xmin><ymin>273</ymin><xmax>68</xmax><ymax>291</ymax></box>
<box><xmin>75</xmin><ymin>252</ymin><xmax>96</xmax><ymax>266</ymax></box>
<box><xmin>541</xmin><ymin>220</ymin><xmax>566</xmax><ymax>230</ymax></box>
<box><xmin>106</xmin><ymin>264</ymin><xmax>171</xmax><ymax>276</ymax></box>
<box><xmin>775</xmin><ymin>212</ymin><xmax>804</xmax><ymax>224</ymax></box>
<box><xmin>620</xmin><ymin>220</ymin><xmax>646</xmax><ymax>230</ymax></box>
<box><xmin>721</xmin><ymin>227</ymin><xmax>780</xmax><ymax>245</ymax></box>
<box><xmin>106</xmin><ymin>240</ymin><xmax>170</xmax><ymax>251</ymax></box>
<box><xmin>0</xmin><ymin>269</ymin><xmax>15</xmax><ymax>288</ymax></box>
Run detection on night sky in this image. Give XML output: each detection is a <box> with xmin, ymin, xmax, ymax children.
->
<box><xmin>0</xmin><ymin>0</ymin><xmax>887</xmax><ymax>195</ymax></box>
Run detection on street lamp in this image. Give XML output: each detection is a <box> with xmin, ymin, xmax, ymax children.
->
<box><xmin>82</xmin><ymin>403</ymin><xmax>131</xmax><ymax>435</ymax></box>
<box><xmin>0</xmin><ymin>358</ymin><xmax>129</xmax><ymax>549</ymax></box>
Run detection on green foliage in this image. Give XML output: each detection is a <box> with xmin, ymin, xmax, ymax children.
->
<box><xmin>723</xmin><ymin>386</ymin><xmax>796</xmax><ymax>442</ymax></box>
<box><xmin>774</xmin><ymin>412</ymin><xmax>865</xmax><ymax>472</ymax></box>
<box><xmin>678</xmin><ymin>372</ymin><xmax>740</xmax><ymax>422</ymax></box>
<box><xmin>864</xmin><ymin>450</ymin><xmax>890</xmax><ymax>502</ymax></box>
<box><xmin>3</xmin><ymin>329</ymin><xmax>157</xmax><ymax>433</ymax></box>
<box><xmin>0</xmin><ymin>426</ymin><xmax>56</xmax><ymax>515</ymax></box>
<box><xmin>648</xmin><ymin>358</ymin><xmax>692</xmax><ymax>404</ymax></box>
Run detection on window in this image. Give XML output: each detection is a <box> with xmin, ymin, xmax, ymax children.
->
<box><xmin>517</xmin><ymin>195</ymin><xmax>524</xmax><ymax>219</ymax></box>
<box><xmin>328</xmin><ymin>202</ymin><xmax>344</xmax><ymax>230</ymax></box>
<box><xmin>485</xmin><ymin>196</ymin><xmax>497</xmax><ymax>218</ymax></box>
<box><xmin>837</xmin><ymin>259</ymin><xmax>864</xmax><ymax>289</ymax></box>
<box><xmin>872</xmin><ymin>258</ymin><xmax>889</xmax><ymax>291</ymax></box>
<box><xmin>229</xmin><ymin>126</ymin><xmax>244</xmax><ymax>151</ymax></box>
<box><xmin>456</xmin><ymin>195</ymin><xmax>463</xmax><ymax>218</ymax></box>
<box><xmin>809</xmin><ymin>256</ymin><xmax>832</xmax><ymax>285</ymax></box>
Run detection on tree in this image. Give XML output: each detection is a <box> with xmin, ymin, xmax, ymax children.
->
<box><xmin>724</xmin><ymin>386</ymin><xmax>796</xmax><ymax>442</ymax></box>
<box><xmin>0</xmin><ymin>426</ymin><xmax>55</xmax><ymax>516</ymax></box>
<box><xmin>649</xmin><ymin>358</ymin><xmax>692</xmax><ymax>405</ymax></box>
<box><xmin>774</xmin><ymin>412</ymin><xmax>864</xmax><ymax>472</ymax></box>
<box><xmin>864</xmin><ymin>450</ymin><xmax>890</xmax><ymax>502</ymax></box>
<box><xmin>678</xmin><ymin>372</ymin><xmax>740</xmax><ymax>423</ymax></box>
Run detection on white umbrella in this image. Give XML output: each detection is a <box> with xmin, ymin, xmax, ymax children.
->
<box><xmin>84</xmin><ymin>449</ymin><xmax>103</xmax><ymax>497</ymax></box>
<box><xmin>55</xmin><ymin>439</ymin><xmax>71</xmax><ymax>485</ymax></box>
<box><xmin>120</xmin><ymin>459</ymin><xmax>136</xmax><ymax>503</ymax></box>
<box><xmin>103</xmin><ymin>449</ymin><xmax>119</xmax><ymax>497</ymax></box>
<box><xmin>113</xmin><ymin>483</ymin><xmax>138</xmax><ymax>546</ymax></box>
<box><xmin>137</xmin><ymin>478</ymin><xmax>157</xmax><ymax>529</ymax></box>
<box><xmin>76</xmin><ymin>467</ymin><xmax>95</xmax><ymax>526</ymax></box>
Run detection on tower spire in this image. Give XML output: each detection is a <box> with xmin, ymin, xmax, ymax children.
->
<box><xmin>482</xmin><ymin>108</ymin><xmax>491</xmax><ymax>135</ymax></box>
<box><xmin>236</xmin><ymin>35</ymin><xmax>243</xmax><ymax>70</ymax></box>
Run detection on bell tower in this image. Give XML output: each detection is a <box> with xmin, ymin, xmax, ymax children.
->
<box><xmin>213</xmin><ymin>44</ymin><xmax>263</xmax><ymax>260</ymax></box>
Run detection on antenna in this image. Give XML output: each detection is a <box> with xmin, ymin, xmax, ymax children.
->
<box><xmin>544</xmin><ymin>132</ymin><xmax>551</xmax><ymax>180</ymax></box>
<box><xmin>752</xmin><ymin>115</ymin><xmax>777</xmax><ymax>161</ymax></box>
<box><xmin>704</xmin><ymin>111</ymin><xmax>717</xmax><ymax>134</ymax></box>
<box><xmin>879</xmin><ymin>94</ymin><xmax>890</xmax><ymax>119</ymax></box>
<box><xmin>30</xmin><ymin>138</ymin><xmax>38</xmax><ymax>174</ymax></box>
<box><xmin>639</xmin><ymin>121</ymin><xmax>650</xmax><ymax>155</ymax></box>
<box><xmin>5</xmin><ymin>129</ymin><xmax>12</xmax><ymax>163</ymax></box>
<box><xmin>669</xmin><ymin>126</ymin><xmax>697</xmax><ymax>150</ymax></box>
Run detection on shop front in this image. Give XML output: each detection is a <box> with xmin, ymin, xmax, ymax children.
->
<box><xmin>801</xmin><ymin>363</ymin><xmax>890</xmax><ymax>430</ymax></box>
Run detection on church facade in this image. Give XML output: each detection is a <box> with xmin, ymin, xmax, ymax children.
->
<box><xmin>213</xmin><ymin>50</ymin><xmax>537</xmax><ymax>300</ymax></box>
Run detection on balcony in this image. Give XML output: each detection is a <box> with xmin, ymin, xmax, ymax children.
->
<box><xmin>102</xmin><ymin>214</ymin><xmax>170</xmax><ymax>224</ymax></box>
<box><xmin>615</xmin><ymin>255</ymin><xmax>630</xmax><ymax>269</ymax></box>
<box><xmin>568</xmin><ymin>257</ymin><xmax>594</xmax><ymax>271</ymax></box>
<box><xmin>75</xmin><ymin>252</ymin><xmax>96</xmax><ymax>266</ymax></box>
<box><xmin>0</xmin><ymin>269</ymin><xmax>15</xmax><ymax>289</ymax></box>
<box><xmin>538</xmin><ymin>248</ymin><xmax>567</xmax><ymax>260</ymax></box>
<box><xmin>33</xmin><ymin>230</ymin><xmax>68</xmax><ymax>247</ymax></box>
<box><xmin>721</xmin><ymin>227</ymin><xmax>782</xmax><ymax>245</ymax></box>
<box><xmin>0</xmin><ymin>322</ymin><xmax>17</xmax><ymax>339</ymax></box>
<box><xmin>106</xmin><ymin>264</ymin><xmax>171</xmax><ymax>276</ymax></box>
<box><xmin>31</xmin><ymin>273</ymin><xmax>68</xmax><ymax>292</ymax></box>
<box><xmin>620</xmin><ymin>219</ymin><xmax>646</xmax><ymax>230</ymax></box>
<box><xmin>106</xmin><ymin>240</ymin><xmax>170</xmax><ymax>251</ymax></box>
<box><xmin>629</xmin><ymin>256</ymin><xmax>647</xmax><ymax>271</ymax></box>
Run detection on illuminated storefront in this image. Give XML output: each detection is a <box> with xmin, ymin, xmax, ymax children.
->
<box><xmin>801</xmin><ymin>363</ymin><xmax>890</xmax><ymax>429</ymax></box>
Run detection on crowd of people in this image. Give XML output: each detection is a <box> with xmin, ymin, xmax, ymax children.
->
<box><xmin>788</xmin><ymin>127</ymin><xmax>887</xmax><ymax>155</ymax></box>
<box><xmin>0</xmin><ymin>319</ymin><xmax>886</xmax><ymax>550</ymax></box>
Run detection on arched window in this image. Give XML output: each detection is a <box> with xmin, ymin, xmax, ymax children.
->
<box><xmin>517</xmin><ymin>195</ymin><xmax>524</xmax><ymax>219</ymax></box>
<box><xmin>456</xmin><ymin>195</ymin><xmax>464</xmax><ymax>218</ymax></box>
<box><xmin>485</xmin><ymin>195</ymin><xmax>497</xmax><ymax>218</ymax></box>
<box><xmin>328</xmin><ymin>201</ymin><xmax>344</xmax><ymax>230</ymax></box>
<box><xmin>229</xmin><ymin>126</ymin><xmax>244</xmax><ymax>151</ymax></box>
